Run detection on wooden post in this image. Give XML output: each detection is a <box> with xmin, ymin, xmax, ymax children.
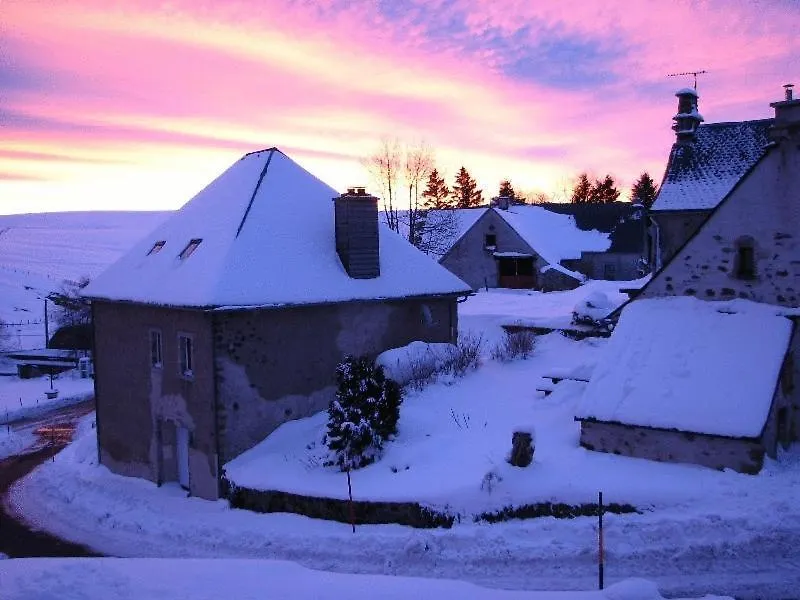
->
<box><xmin>598</xmin><ymin>491</ymin><xmax>604</xmax><ymax>590</ymax></box>
<box><xmin>347</xmin><ymin>469</ymin><xmax>356</xmax><ymax>533</ymax></box>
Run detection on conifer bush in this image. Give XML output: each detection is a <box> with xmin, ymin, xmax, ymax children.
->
<box><xmin>325</xmin><ymin>356</ymin><xmax>402</xmax><ymax>471</ymax></box>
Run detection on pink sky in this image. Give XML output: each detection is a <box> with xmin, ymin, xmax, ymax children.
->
<box><xmin>1</xmin><ymin>0</ymin><xmax>797</xmax><ymax>214</ymax></box>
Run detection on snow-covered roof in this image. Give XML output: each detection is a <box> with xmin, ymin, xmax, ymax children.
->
<box><xmin>83</xmin><ymin>148</ymin><xmax>471</xmax><ymax>308</ymax></box>
<box><xmin>493</xmin><ymin>206</ymin><xmax>611</xmax><ymax>265</ymax></box>
<box><xmin>575</xmin><ymin>297</ymin><xmax>793</xmax><ymax>438</ymax></box>
<box><xmin>651</xmin><ymin>119</ymin><xmax>772</xmax><ymax>212</ymax></box>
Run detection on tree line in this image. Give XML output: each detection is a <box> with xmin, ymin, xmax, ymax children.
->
<box><xmin>363</xmin><ymin>139</ymin><xmax>658</xmax><ymax>254</ymax></box>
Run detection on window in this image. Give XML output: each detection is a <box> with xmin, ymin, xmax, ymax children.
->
<box><xmin>150</xmin><ymin>329</ymin><xmax>163</xmax><ymax>368</ymax></box>
<box><xmin>147</xmin><ymin>240</ymin><xmax>166</xmax><ymax>255</ymax></box>
<box><xmin>484</xmin><ymin>234</ymin><xmax>497</xmax><ymax>248</ymax></box>
<box><xmin>734</xmin><ymin>237</ymin><xmax>756</xmax><ymax>280</ymax></box>
<box><xmin>179</xmin><ymin>238</ymin><xmax>203</xmax><ymax>260</ymax></box>
<box><xmin>178</xmin><ymin>334</ymin><xmax>194</xmax><ymax>378</ymax></box>
<box><xmin>603</xmin><ymin>263</ymin><xmax>617</xmax><ymax>280</ymax></box>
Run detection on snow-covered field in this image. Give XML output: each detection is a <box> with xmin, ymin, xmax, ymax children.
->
<box><xmin>0</xmin><ymin>369</ymin><xmax>94</xmax><ymax>425</ymax></box>
<box><xmin>7</xmin><ymin>287</ymin><xmax>800</xmax><ymax>598</ymax></box>
<box><xmin>0</xmin><ymin>559</ymin><xmax>729</xmax><ymax>600</ymax></box>
<box><xmin>0</xmin><ymin>211</ymin><xmax>169</xmax><ymax>349</ymax></box>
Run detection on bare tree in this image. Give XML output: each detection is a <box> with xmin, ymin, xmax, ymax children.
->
<box><xmin>49</xmin><ymin>276</ymin><xmax>92</xmax><ymax>329</ymax></box>
<box><xmin>403</xmin><ymin>141</ymin><xmax>434</xmax><ymax>247</ymax></box>
<box><xmin>363</xmin><ymin>138</ymin><xmax>403</xmax><ymax>232</ymax></box>
<box><xmin>412</xmin><ymin>209</ymin><xmax>459</xmax><ymax>256</ymax></box>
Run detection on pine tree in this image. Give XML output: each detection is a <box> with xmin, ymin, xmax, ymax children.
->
<box><xmin>326</xmin><ymin>356</ymin><xmax>402</xmax><ymax>471</ymax></box>
<box><xmin>451</xmin><ymin>166</ymin><xmax>483</xmax><ymax>208</ymax></box>
<box><xmin>630</xmin><ymin>172</ymin><xmax>658</xmax><ymax>209</ymax></box>
<box><xmin>422</xmin><ymin>169</ymin><xmax>451</xmax><ymax>209</ymax></box>
<box><xmin>570</xmin><ymin>173</ymin><xmax>593</xmax><ymax>204</ymax></box>
<box><xmin>590</xmin><ymin>174</ymin><xmax>620</xmax><ymax>204</ymax></box>
<box><xmin>498</xmin><ymin>179</ymin><xmax>515</xmax><ymax>199</ymax></box>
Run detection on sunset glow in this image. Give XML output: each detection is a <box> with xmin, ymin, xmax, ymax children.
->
<box><xmin>2</xmin><ymin>0</ymin><xmax>797</xmax><ymax>214</ymax></box>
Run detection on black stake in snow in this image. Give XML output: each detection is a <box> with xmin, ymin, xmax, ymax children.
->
<box><xmin>347</xmin><ymin>469</ymin><xmax>355</xmax><ymax>533</ymax></box>
<box><xmin>598</xmin><ymin>491</ymin><xmax>604</xmax><ymax>590</ymax></box>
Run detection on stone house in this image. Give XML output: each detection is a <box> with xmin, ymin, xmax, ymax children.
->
<box><xmin>577</xmin><ymin>85</ymin><xmax>800</xmax><ymax>472</ymax></box>
<box><xmin>82</xmin><ymin>148</ymin><xmax>471</xmax><ymax>500</ymax></box>
<box><xmin>439</xmin><ymin>201</ymin><xmax>610</xmax><ymax>291</ymax></box>
<box><xmin>649</xmin><ymin>87</ymin><xmax>772</xmax><ymax>270</ymax></box>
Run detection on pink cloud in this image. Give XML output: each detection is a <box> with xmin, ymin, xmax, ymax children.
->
<box><xmin>1</xmin><ymin>0</ymin><xmax>796</xmax><ymax>212</ymax></box>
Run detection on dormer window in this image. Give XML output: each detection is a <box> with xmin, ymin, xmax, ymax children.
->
<box><xmin>734</xmin><ymin>236</ymin><xmax>756</xmax><ymax>280</ymax></box>
<box><xmin>179</xmin><ymin>238</ymin><xmax>203</xmax><ymax>260</ymax></box>
<box><xmin>147</xmin><ymin>241</ymin><xmax>166</xmax><ymax>255</ymax></box>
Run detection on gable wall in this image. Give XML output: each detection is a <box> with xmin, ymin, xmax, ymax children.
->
<box><xmin>440</xmin><ymin>210</ymin><xmax>543</xmax><ymax>290</ymax></box>
<box><xmin>650</xmin><ymin>211</ymin><xmax>710</xmax><ymax>269</ymax></box>
<box><xmin>641</xmin><ymin>146</ymin><xmax>800</xmax><ymax>307</ymax></box>
<box><xmin>213</xmin><ymin>297</ymin><xmax>457</xmax><ymax>464</ymax></box>
<box><xmin>93</xmin><ymin>301</ymin><xmax>218</xmax><ymax>499</ymax></box>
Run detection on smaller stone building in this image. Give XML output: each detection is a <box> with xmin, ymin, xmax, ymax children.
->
<box><xmin>439</xmin><ymin>204</ymin><xmax>610</xmax><ymax>291</ymax></box>
<box><xmin>575</xmin><ymin>297</ymin><xmax>798</xmax><ymax>473</ymax></box>
<box><xmin>83</xmin><ymin>148</ymin><xmax>471</xmax><ymax>500</ymax></box>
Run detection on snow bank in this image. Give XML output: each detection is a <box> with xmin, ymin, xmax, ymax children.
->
<box><xmin>576</xmin><ymin>297</ymin><xmax>793</xmax><ymax>437</ymax></box>
<box><xmin>375</xmin><ymin>341</ymin><xmax>457</xmax><ymax>385</ymax></box>
<box><xmin>0</xmin><ymin>558</ymin><xmax>730</xmax><ymax>600</ymax></box>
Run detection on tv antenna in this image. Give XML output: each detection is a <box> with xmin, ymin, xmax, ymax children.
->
<box><xmin>667</xmin><ymin>70</ymin><xmax>708</xmax><ymax>90</ymax></box>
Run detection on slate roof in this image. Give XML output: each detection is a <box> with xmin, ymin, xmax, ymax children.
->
<box><xmin>82</xmin><ymin>148</ymin><xmax>471</xmax><ymax>309</ymax></box>
<box><xmin>540</xmin><ymin>202</ymin><xmax>646</xmax><ymax>253</ymax></box>
<box><xmin>651</xmin><ymin>119</ymin><xmax>773</xmax><ymax>212</ymax></box>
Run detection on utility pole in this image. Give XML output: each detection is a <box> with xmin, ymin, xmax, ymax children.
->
<box><xmin>44</xmin><ymin>298</ymin><xmax>49</xmax><ymax>348</ymax></box>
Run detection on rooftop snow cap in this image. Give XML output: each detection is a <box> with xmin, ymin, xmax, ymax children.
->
<box><xmin>769</xmin><ymin>83</ymin><xmax>800</xmax><ymax>142</ymax></box>
<box><xmin>672</xmin><ymin>88</ymin><xmax>704</xmax><ymax>143</ymax></box>
<box><xmin>491</xmin><ymin>195</ymin><xmax>511</xmax><ymax>210</ymax></box>
<box><xmin>334</xmin><ymin>186</ymin><xmax>380</xmax><ymax>279</ymax></box>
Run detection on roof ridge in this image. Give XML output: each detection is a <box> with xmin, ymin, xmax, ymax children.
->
<box><xmin>700</xmin><ymin>118</ymin><xmax>773</xmax><ymax>128</ymax></box>
<box><xmin>235</xmin><ymin>149</ymin><xmax>276</xmax><ymax>238</ymax></box>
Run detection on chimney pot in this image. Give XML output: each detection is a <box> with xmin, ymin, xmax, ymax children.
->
<box><xmin>784</xmin><ymin>83</ymin><xmax>794</xmax><ymax>101</ymax></box>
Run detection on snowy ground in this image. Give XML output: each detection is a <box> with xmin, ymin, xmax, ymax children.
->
<box><xmin>0</xmin><ymin>368</ymin><xmax>94</xmax><ymax>424</ymax></box>
<box><xmin>7</xmin><ymin>286</ymin><xmax>800</xmax><ymax>598</ymax></box>
<box><xmin>0</xmin><ymin>559</ymin><xmax>729</xmax><ymax>600</ymax></box>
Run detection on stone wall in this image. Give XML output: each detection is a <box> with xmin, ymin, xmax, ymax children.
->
<box><xmin>579</xmin><ymin>251</ymin><xmax>642</xmax><ymax>281</ymax></box>
<box><xmin>93</xmin><ymin>301</ymin><xmax>219</xmax><ymax>500</ymax></box>
<box><xmin>225</xmin><ymin>483</ymin><xmax>455</xmax><ymax>529</ymax></box>
<box><xmin>440</xmin><ymin>210</ymin><xmax>545</xmax><ymax>290</ymax></box>
<box><xmin>213</xmin><ymin>297</ymin><xmax>457</xmax><ymax>463</ymax></box>
<box><xmin>579</xmin><ymin>420</ymin><xmax>767</xmax><ymax>474</ymax></box>
<box><xmin>651</xmin><ymin>211</ymin><xmax>709</xmax><ymax>269</ymax></box>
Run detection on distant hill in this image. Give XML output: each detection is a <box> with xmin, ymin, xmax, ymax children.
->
<box><xmin>0</xmin><ymin>211</ymin><xmax>171</xmax><ymax>349</ymax></box>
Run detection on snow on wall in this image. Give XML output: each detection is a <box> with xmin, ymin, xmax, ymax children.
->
<box><xmin>575</xmin><ymin>297</ymin><xmax>793</xmax><ymax>437</ymax></box>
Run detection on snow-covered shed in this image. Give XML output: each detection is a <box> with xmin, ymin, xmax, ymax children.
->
<box><xmin>575</xmin><ymin>297</ymin><xmax>797</xmax><ymax>473</ymax></box>
<box><xmin>439</xmin><ymin>205</ymin><xmax>610</xmax><ymax>291</ymax></box>
<box><xmin>649</xmin><ymin>87</ymin><xmax>772</xmax><ymax>268</ymax></box>
<box><xmin>82</xmin><ymin>148</ymin><xmax>471</xmax><ymax>500</ymax></box>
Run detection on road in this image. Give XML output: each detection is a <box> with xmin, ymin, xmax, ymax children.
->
<box><xmin>0</xmin><ymin>400</ymin><xmax>101</xmax><ymax>557</ymax></box>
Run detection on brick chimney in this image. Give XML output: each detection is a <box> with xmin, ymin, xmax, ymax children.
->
<box><xmin>334</xmin><ymin>186</ymin><xmax>380</xmax><ymax>279</ymax></box>
<box><xmin>672</xmin><ymin>88</ymin><xmax>704</xmax><ymax>143</ymax></box>
<box><xmin>769</xmin><ymin>83</ymin><xmax>800</xmax><ymax>142</ymax></box>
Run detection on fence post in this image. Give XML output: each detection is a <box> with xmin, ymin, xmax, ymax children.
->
<box><xmin>347</xmin><ymin>469</ymin><xmax>355</xmax><ymax>533</ymax></box>
<box><xmin>598</xmin><ymin>491</ymin><xmax>604</xmax><ymax>590</ymax></box>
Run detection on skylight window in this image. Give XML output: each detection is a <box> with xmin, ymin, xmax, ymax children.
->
<box><xmin>147</xmin><ymin>240</ymin><xmax>166</xmax><ymax>255</ymax></box>
<box><xmin>179</xmin><ymin>238</ymin><xmax>203</xmax><ymax>260</ymax></box>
